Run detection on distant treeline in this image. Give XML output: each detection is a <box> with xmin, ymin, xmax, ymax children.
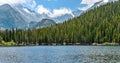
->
<box><xmin>0</xmin><ymin>1</ymin><xmax>120</xmax><ymax>46</ymax></box>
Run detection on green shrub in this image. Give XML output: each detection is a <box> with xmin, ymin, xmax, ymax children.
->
<box><xmin>103</xmin><ymin>42</ymin><xmax>119</xmax><ymax>46</ymax></box>
<box><xmin>2</xmin><ymin>40</ymin><xmax>16</xmax><ymax>46</ymax></box>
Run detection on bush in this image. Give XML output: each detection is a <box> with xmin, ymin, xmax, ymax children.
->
<box><xmin>2</xmin><ymin>40</ymin><xmax>16</xmax><ymax>46</ymax></box>
<box><xmin>103</xmin><ymin>42</ymin><xmax>119</xmax><ymax>46</ymax></box>
<box><xmin>92</xmin><ymin>43</ymin><xmax>98</xmax><ymax>46</ymax></box>
<box><xmin>0</xmin><ymin>36</ymin><xmax>3</xmax><ymax>43</ymax></box>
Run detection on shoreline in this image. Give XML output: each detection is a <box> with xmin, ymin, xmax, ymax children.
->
<box><xmin>0</xmin><ymin>44</ymin><xmax>119</xmax><ymax>47</ymax></box>
<box><xmin>0</xmin><ymin>42</ymin><xmax>119</xmax><ymax>47</ymax></box>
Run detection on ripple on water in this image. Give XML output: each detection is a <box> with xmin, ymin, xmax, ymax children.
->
<box><xmin>0</xmin><ymin>46</ymin><xmax>120</xmax><ymax>63</ymax></box>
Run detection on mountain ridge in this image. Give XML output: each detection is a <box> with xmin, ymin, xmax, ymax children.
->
<box><xmin>29</xmin><ymin>19</ymin><xmax>56</xmax><ymax>28</ymax></box>
<box><xmin>0</xmin><ymin>4</ymin><xmax>27</xmax><ymax>30</ymax></box>
<box><xmin>0</xmin><ymin>0</ymin><xmax>115</xmax><ymax>29</ymax></box>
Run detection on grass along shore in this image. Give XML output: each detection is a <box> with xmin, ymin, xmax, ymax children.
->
<box><xmin>0</xmin><ymin>41</ymin><xmax>119</xmax><ymax>46</ymax></box>
<box><xmin>92</xmin><ymin>42</ymin><xmax>119</xmax><ymax>46</ymax></box>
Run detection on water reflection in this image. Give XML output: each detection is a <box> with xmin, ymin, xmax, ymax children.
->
<box><xmin>0</xmin><ymin>46</ymin><xmax>120</xmax><ymax>63</ymax></box>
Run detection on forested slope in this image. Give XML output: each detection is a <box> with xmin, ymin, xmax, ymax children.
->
<box><xmin>0</xmin><ymin>1</ymin><xmax>120</xmax><ymax>45</ymax></box>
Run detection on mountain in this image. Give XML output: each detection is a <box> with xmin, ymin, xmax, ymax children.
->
<box><xmin>29</xmin><ymin>19</ymin><xmax>56</xmax><ymax>28</ymax></box>
<box><xmin>52</xmin><ymin>9</ymin><xmax>83</xmax><ymax>23</ymax></box>
<box><xmin>23</xmin><ymin>0</ymin><xmax>119</xmax><ymax>45</ymax></box>
<box><xmin>0</xmin><ymin>4</ymin><xmax>51</xmax><ymax>29</ymax></box>
<box><xmin>29</xmin><ymin>21</ymin><xmax>38</xmax><ymax>28</ymax></box>
<box><xmin>51</xmin><ymin>0</ymin><xmax>112</xmax><ymax>23</ymax></box>
<box><xmin>52</xmin><ymin>14</ymin><xmax>74</xmax><ymax>23</ymax></box>
<box><xmin>1</xmin><ymin>0</ymin><xmax>119</xmax><ymax>45</ymax></box>
<box><xmin>0</xmin><ymin>0</ymin><xmax>119</xmax><ymax>45</ymax></box>
<box><xmin>88</xmin><ymin>0</ymin><xmax>103</xmax><ymax>10</ymax></box>
<box><xmin>14</xmin><ymin>5</ymin><xmax>49</xmax><ymax>23</ymax></box>
<box><xmin>73</xmin><ymin>9</ymin><xmax>83</xmax><ymax>17</ymax></box>
<box><xmin>0</xmin><ymin>4</ymin><xmax>28</xmax><ymax>30</ymax></box>
<box><xmin>14</xmin><ymin>6</ymin><xmax>41</xmax><ymax>23</ymax></box>
<box><xmin>0</xmin><ymin>0</ymin><xmax>116</xmax><ymax>30</ymax></box>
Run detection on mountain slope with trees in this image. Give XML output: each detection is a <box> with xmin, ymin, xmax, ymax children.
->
<box><xmin>0</xmin><ymin>1</ymin><xmax>120</xmax><ymax>46</ymax></box>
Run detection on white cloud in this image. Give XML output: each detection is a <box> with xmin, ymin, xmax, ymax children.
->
<box><xmin>0</xmin><ymin>0</ymin><xmax>37</xmax><ymax>10</ymax></box>
<box><xmin>36</xmin><ymin>5</ymin><xmax>74</xmax><ymax>18</ymax></box>
<box><xmin>36</xmin><ymin>5</ymin><xmax>50</xmax><ymax>14</ymax></box>
<box><xmin>80</xmin><ymin>0</ymin><xmax>109</xmax><ymax>10</ymax></box>
<box><xmin>103</xmin><ymin>0</ymin><xmax>109</xmax><ymax>2</ymax></box>
<box><xmin>81</xmin><ymin>0</ymin><xmax>101</xmax><ymax>5</ymax></box>
<box><xmin>0</xmin><ymin>0</ymin><xmax>29</xmax><ymax>5</ymax></box>
<box><xmin>49</xmin><ymin>8</ymin><xmax>74</xmax><ymax>18</ymax></box>
<box><xmin>80</xmin><ymin>4</ymin><xmax>94</xmax><ymax>11</ymax></box>
<box><xmin>0</xmin><ymin>0</ymin><xmax>74</xmax><ymax>18</ymax></box>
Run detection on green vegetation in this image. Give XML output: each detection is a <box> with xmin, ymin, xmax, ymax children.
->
<box><xmin>0</xmin><ymin>36</ymin><xmax>16</xmax><ymax>46</ymax></box>
<box><xmin>1</xmin><ymin>40</ymin><xmax>16</xmax><ymax>46</ymax></box>
<box><xmin>92</xmin><ymin>42</ymin><xmax>119</xmax><ymax>46</ymax></box>
<box><xmin>0</xmin><ymin>1</ymin><xmax>120</xmax><ymax>46</ymax></box>
<box><xmin>103</xmin><ymin>42</ymin><xmax>119</xmax><ymax>46</ymax></box>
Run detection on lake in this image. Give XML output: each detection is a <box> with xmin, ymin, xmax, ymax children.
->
<box><xmin>0</xmin><ymin>46</ymin><xmax>120</xmax><ymax>63</ymax></box>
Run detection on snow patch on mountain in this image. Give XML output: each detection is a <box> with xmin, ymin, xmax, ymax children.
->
<box><xmin>80</xmin><ymin>0</ymin><xmax>109</xmax><ymax>10</ymax></box>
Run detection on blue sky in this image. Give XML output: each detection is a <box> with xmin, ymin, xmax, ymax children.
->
<box><xmin>0</xmin><ymin>0</ymin><xmax>111</xmax><ymax>18</ymax></box>
<box><xmin>21</xmin><ymin>0</ymin><xmax>92</xmax><ymax>18</ymax></box>
<box><xmin>34</xmin><ymin>0</ymin><xmax>87</xmax><ymax>11</ymax></box>
<box><xmin>22</xmin><ymin>0</ymin><xmax>109</xmax><ymax>18</ymax></box>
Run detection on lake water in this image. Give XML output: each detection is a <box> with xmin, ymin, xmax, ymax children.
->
<box><xmin>0</xmin><ymin>46</ymin><xmax>120</xmax><ymax>63</ymax></box>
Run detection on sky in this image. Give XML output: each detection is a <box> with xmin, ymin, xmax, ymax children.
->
<box><xmin>0</xmin><ymin>0</ymin><xmax>111</xmax><ymax>18</ymax></box>
<box><xmin>34</xmin><ymin>0</ymin><xmax>86</xmax><ymax>10</ymax></box>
